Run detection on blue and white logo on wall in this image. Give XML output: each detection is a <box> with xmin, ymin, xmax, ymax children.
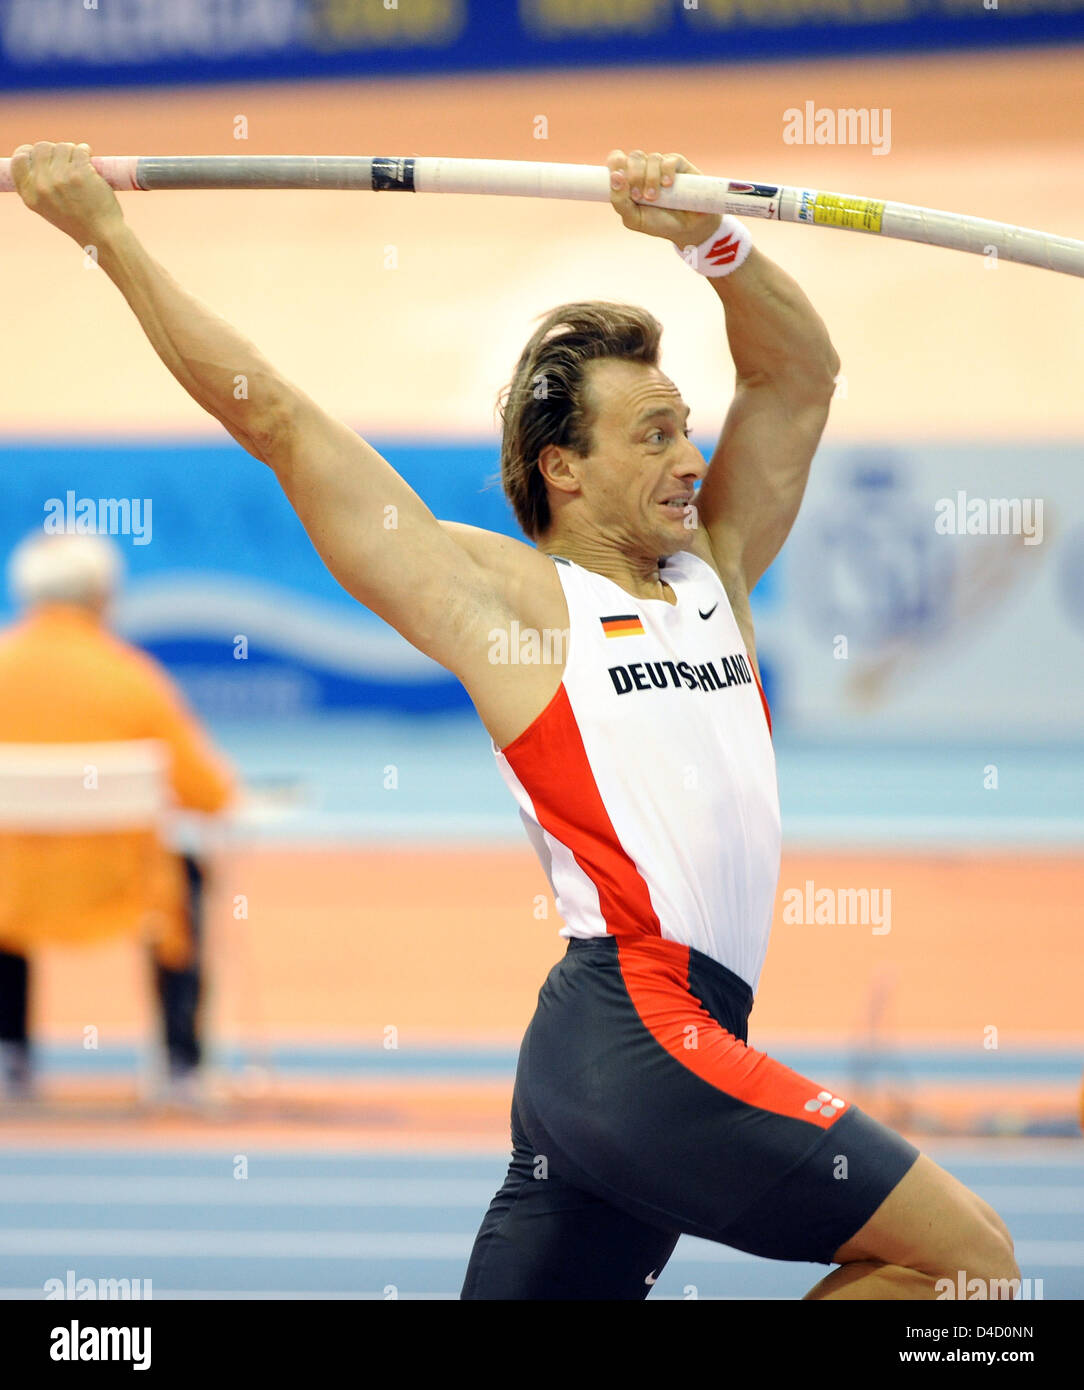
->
<box><xmin>771</xmin><ymin>443</ymin><xmax>1080</xmax><ymax>737</ymax></box>
<box><xmin>790</xmin><ymin>454</ymin><xmax>956</xmax><ymax>650</ymax></box>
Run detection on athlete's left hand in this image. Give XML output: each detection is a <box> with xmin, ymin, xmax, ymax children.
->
<box><xmin>607</xmin><ymin>149</ymin><xmax>719</xmax><ymax>248</ymax></box>
<box><xmin>11</xmin><ymin>142</ymin><xmax>125</xmax><ymax>244</ymax></box>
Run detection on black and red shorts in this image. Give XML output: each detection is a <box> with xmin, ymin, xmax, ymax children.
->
<box><xmin>461</xmin><ymin>934</ymin><xmax>919</xmax><ymax>1300</ymax></box>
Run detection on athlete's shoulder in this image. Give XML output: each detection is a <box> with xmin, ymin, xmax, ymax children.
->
<box><xmin>438</xmin><ymin>521</ymin><xmax>565</xmax><ymax>629</ymax></box>
<box><xmin>437</xmin><ymin>521</ymin><xmax>554</xmax><ymax>581</ymax></box>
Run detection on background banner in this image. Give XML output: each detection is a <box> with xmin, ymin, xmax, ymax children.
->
<box><xmin>2</xmin><ymin>437</ymin><xmax>1081</xmax><ymax>737</ymax></box>
<box><xmin>2</xmin><ymin>0</ymin><xmax>1084</xmax><ymax>92</ymax></box>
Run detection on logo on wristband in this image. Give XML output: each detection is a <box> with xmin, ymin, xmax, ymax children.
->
<box><xmin>706</xmin><ymin>234</ymin><xmax>741</xmax><ymax>266</ymax></box>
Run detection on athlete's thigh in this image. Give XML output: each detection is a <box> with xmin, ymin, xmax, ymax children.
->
<box><xmin>461</xmin><ymin>1141</ymin><xmax>679</xmax><ymax>1300</ymax></box>
<box><xmin>517</xmin><ymin>939</ymin><xmax>918</xmax><ymax>1263</ymax></box>
<box><xmin>830</xmin><ymin>1152</ymin><xmax>1010</xmax><ymax>1273</ymax></box>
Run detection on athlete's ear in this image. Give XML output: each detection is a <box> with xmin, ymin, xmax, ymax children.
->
<box><xmin>538</xmin><ymin>444</ymin><xmax>580</xmax><ymax>497</ymax></box>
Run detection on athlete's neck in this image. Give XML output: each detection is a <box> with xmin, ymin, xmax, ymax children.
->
<box><xmin>538</xmin><ymin>529</ymin><xmax>678</xmax><ymax>604</ymax></box>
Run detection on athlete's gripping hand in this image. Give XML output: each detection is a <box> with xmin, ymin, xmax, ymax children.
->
<box><xmin>607</xmin><ymin>149</ymin><xmax>719</xmax><ymax>249</ymax></box>
<box><xmin>10</xmin><ymin>142</ymin><xmax>124</xmax><ymax>245</ymax></box>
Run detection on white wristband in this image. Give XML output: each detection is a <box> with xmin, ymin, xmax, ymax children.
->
<box><xmin>674</xmin><ymin>215</ymin><xmax>753</xmax><ymax>278</ymax></box>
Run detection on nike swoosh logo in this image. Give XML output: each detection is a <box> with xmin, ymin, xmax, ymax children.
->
<box><xmin>644</xmin><ymin>1270</ymin><xmax>658</xmax><ymax>1286</ymax></box>
<box><xmin>698</xmin><ymin>604</ymin><xmax>718</xmax><ymax>620</ymax></box>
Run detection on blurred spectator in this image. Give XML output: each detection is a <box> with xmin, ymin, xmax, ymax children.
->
<box><xmin>0</xmin><ymin>531</ymin><xmax>234</xmax><ymax>1101</ymax></box>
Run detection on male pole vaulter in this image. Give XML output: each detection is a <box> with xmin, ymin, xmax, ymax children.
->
<box><xmin>12</xmin><ymin>142</ymin><xmax>1019</xmax><ymax>1300</ymax></box>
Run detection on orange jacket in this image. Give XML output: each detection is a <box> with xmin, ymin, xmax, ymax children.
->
<box><xmin>0</xmin><ymin>603</ymin><xmax>235</xmax><ymax>965</ymax></box>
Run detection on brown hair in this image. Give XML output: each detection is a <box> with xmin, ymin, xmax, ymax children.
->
<box><xmin>498</xmin><ymin>302</ymin><xmax>663</xmax><ymax>539</ymax></box>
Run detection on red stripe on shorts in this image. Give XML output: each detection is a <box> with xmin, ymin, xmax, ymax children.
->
<box><xmin>616</xmin><ymin>936</ymin><xmax>847</xmax><ymax>1128</ymax></box>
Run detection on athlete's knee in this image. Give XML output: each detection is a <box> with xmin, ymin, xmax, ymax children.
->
<box><xmin>983</xmin><ymin>1225</ymin><xmax>1021</xmax><ymax>1287</ymax></box>
<box><xmin>946</xmin><ymin>1203</ymin><xmax>1020</xmax><ymax>1291</ymax></box>
<box><xmin>970</xmin><ymin>1231</ymin><xmax>1020</xmax><ymax>1286</ymax></box>
<box><xmin>833</xmin><ymin>1154</ymin><xmax>1018</xmax><ymax>1290</ymax></box>
<box><xmin>976</xmin><ymin>1194</ymin><xmax>1015</xmax><ymax>1254</ymax></box>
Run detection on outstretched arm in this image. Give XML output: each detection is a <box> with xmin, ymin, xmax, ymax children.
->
<box><xmin>696</xmin><ymin>247</ymin><xmax>840</xmax><ymax>591</ymax></box>
<box><xmin>11</xmin><ymin>141</ymin><xmax>505</xmax><ymax>676</ymax></box>
<box><xmin>608</xmin><ymin>149</ymin><xmax>840</xmax><ymax>592</ymax></box>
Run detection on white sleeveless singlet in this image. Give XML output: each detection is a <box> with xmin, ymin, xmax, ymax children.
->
<box><xmin>493</xmin><ymin>550</ymin><xmax>782</xmax><ymax>994</ymax></box>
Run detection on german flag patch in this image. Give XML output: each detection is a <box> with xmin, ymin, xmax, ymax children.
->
<box><xmin>600</xmin><ymin>614</ymin><xmax>645</xmax><ymax>639</ymax></box>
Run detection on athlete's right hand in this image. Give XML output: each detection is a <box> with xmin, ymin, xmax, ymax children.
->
<box><xmin>10</xmin><ymin>142</ymin><xmax>124</xmax><ymax>244</ymax></box>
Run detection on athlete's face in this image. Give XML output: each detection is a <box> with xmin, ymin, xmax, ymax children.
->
<box><xmin>575</xmin><ymin>359</ymin><xmax>707</xmax><ymax>554</ymax></box>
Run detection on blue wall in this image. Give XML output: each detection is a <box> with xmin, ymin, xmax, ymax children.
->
<box><xmin>0</xmin><ymin>438</ymin><xmax>516</xmax><ymax>714</ymax></box>
<box><xmin>2</xmin><ymin>0</ymin><xmax>1082</xmax><ymax>92</ymax></box>
<box><xmin>0</xmin><ymin>437</ymin><xmax>781</xmax><ymax>718</ymax></box>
